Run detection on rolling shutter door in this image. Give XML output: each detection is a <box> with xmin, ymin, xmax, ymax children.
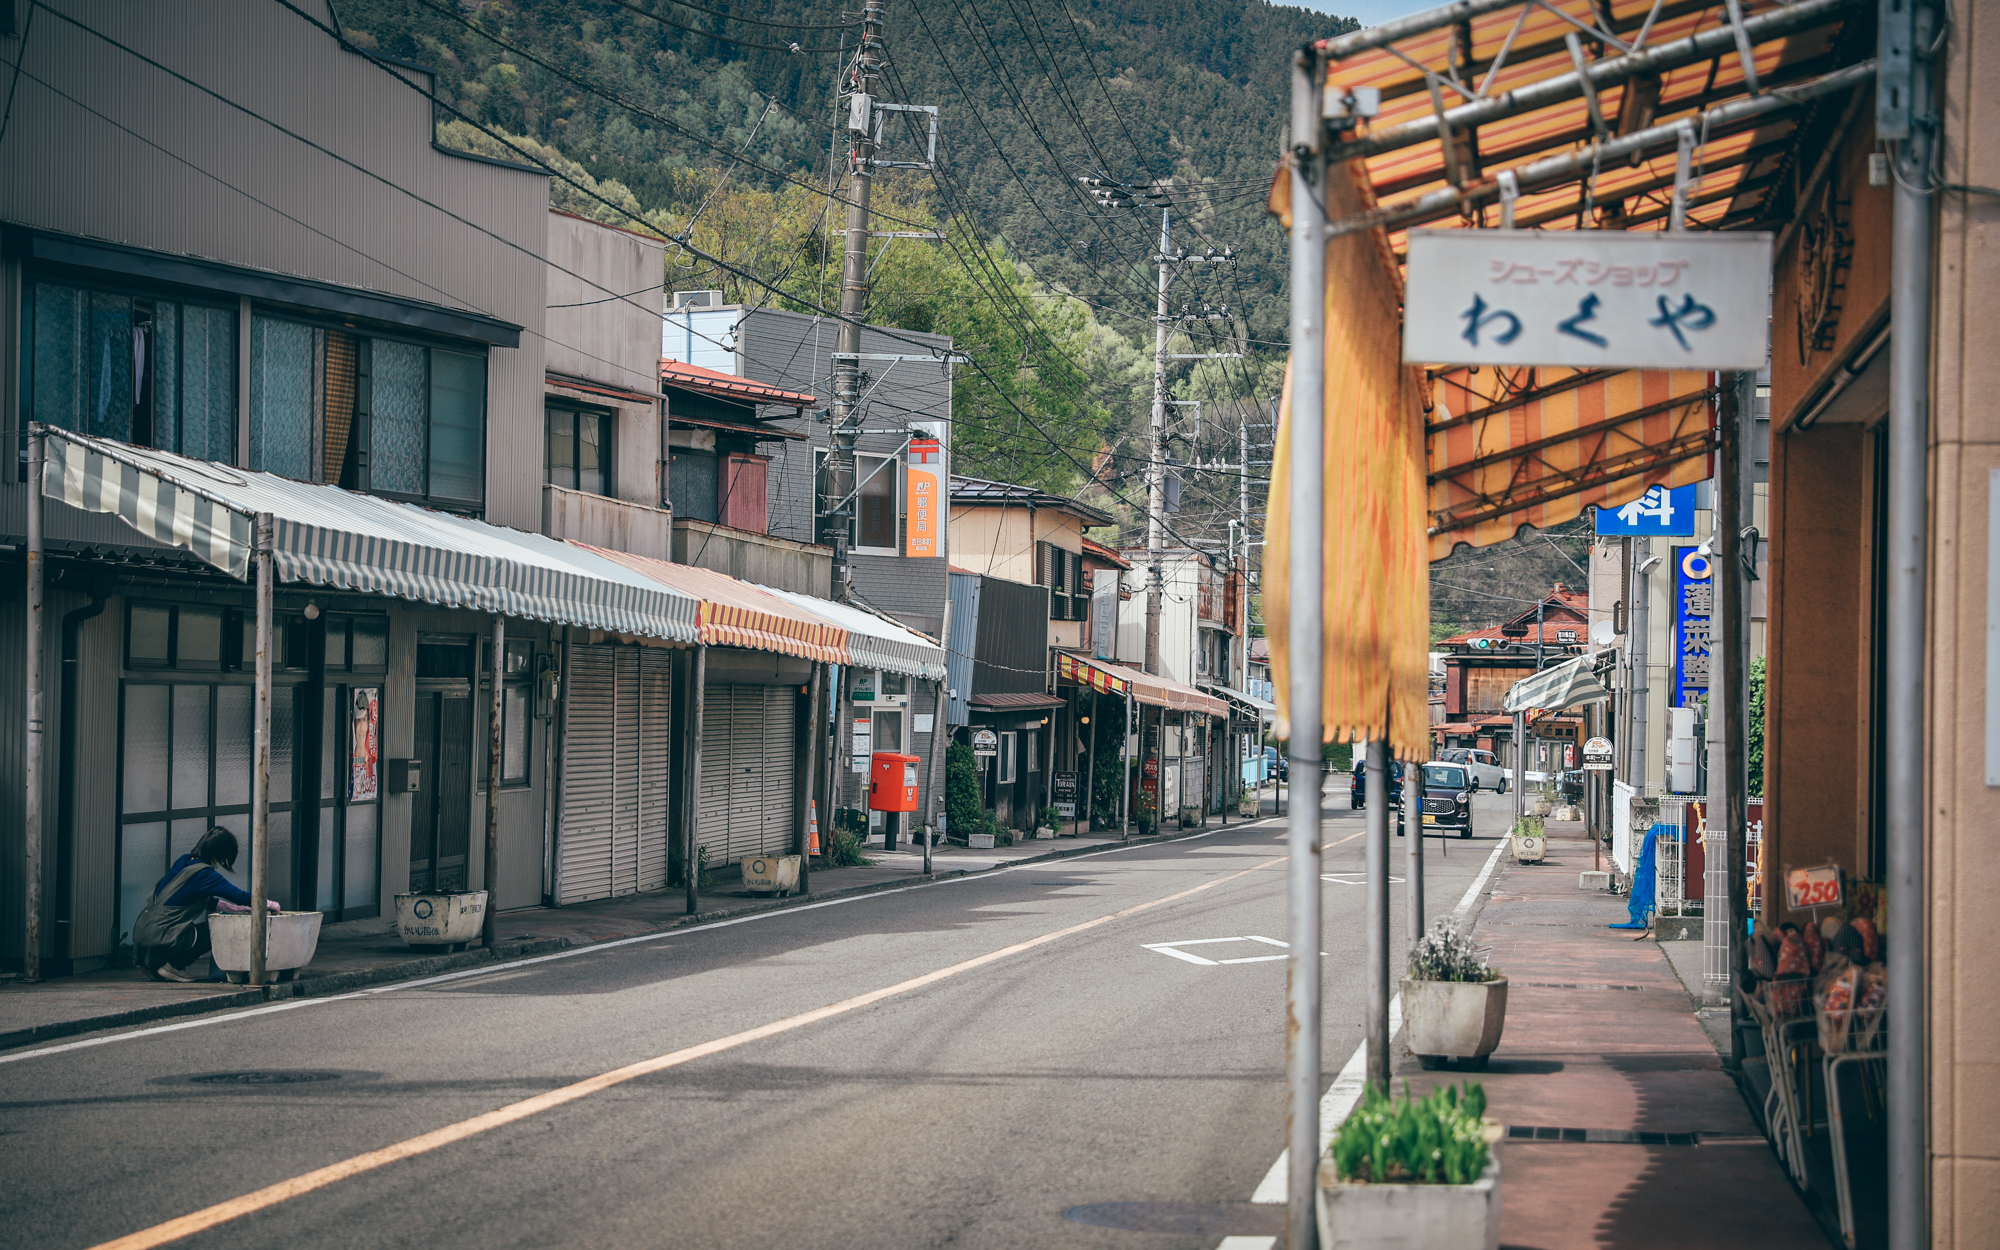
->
<box><xmin>635</xmin><ymin>648</ymin><xmax>673</xmax><ymax>892</ymax></box>
<box><xmin>730</xmin><ymin>683</ymin><xmax>768</xmax><ymax>860</ymax></box>
<box><xmin>557</xmin><ymin>645</ymin><xmax>616</xmax><ymax>904</ymax></box>
<box><xmin>611</xmin><ymin>648</ymin><xmax>641</xmax><ymax>897</ymax></box>
<box><xmin>697</xmin><ymin>679</ymin><xmax>740</xmax><ymax>865</ymax></box>
<box><xmin>754</xmin><ymin>685</ymin><xmax>797</xmax><ymax>857</ymax></box>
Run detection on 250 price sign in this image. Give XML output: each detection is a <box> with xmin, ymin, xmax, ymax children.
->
<box><xmin>1785</xmin><ymin>864</ymin><xmax>1843</xmax><ymax>911</ymax></box>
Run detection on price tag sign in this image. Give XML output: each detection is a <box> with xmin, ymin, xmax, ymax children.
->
<box><xmin>1785</xmin><ymin>863</ymin><xmax>1843</xmax><ymax>911</ymax></box>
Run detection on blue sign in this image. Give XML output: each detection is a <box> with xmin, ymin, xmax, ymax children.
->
<box><xmin>1673</xmin><ymin>547</ymin><xmax>1713</xmax><ymax>708</ymax></box>
<box><xmin>1594</xmin><ymin>484</ymin><xmax>1697</xmax><ymax>536</ymax></box>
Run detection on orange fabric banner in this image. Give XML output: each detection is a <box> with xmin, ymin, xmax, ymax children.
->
<box><xmin>1266</xmin><ymin>164</ymin><xmax>1433</xmax><ymax>761</ymax></box>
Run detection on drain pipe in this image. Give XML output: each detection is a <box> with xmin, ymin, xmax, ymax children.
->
<box><xmin>1884</xmin><ymin>4</ymin><xmax>1937</xmax><ymax>1244</ymax></box>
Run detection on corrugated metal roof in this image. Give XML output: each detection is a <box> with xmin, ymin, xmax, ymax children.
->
<box><xmin>39</xmin><ymin>428</ymin><xmax>700</xmax><ymax>643</ymax></box>
<box><xmin>762</xmin><ymin>588</ymin><xmax>947</xmax><ymax>681</ymax></box>
<box><xmin>949</xmin><ymin>475</ymin><xmax>1115</xmax><ymax>527</ymax></box>
<box><xmin>661</xmin><ymin>358</ymin><xmax>816</xmax><ymax>408</ymax></box>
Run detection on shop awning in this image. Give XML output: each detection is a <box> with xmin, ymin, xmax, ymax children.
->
<box><xmin>1056</xmin><ymin>653</ymin><xmax>1230</xmax><ymax>719</ymax></box>
<box><xmin>762</xmin><ymin>589</ymin><xmax>948</xmax><ymax>682</ymax></box>
<box><xmin>970</xmin><ymin>692</ymin><xmax>1066</xmax><ymax>710</ymax></box>
<box><xmin>1502</xmin><ymin>651</ymin><xmax>1614</xmax><ymax>714</ymax></box>
<box><xmin>1202</xmin><ymin>682</ymin><xmax>1278</xmax><ymax>720</ymax></box>
<box><xmin>40</xmin><ymin>429</ymin><xmax>700</xmax><ymax>643</ymax></box>
<box><xmin>577</xmin><ymin>545</ymin><xmax>846</xmax><ymax>664</ymax></box>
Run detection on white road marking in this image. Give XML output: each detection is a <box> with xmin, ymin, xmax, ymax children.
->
<box><xmin>1321</xmin><ymin>873</ymin><xmax>1405</xmax><ymax>885</ymax></box>
<box><xmin>1452</xmin><ymin>836</ymin><xmax>1510</xmax><ymax>927</ymax></box>
<box><xmin>1141</xmin><ymin>936</ymin><xmax>1323</xmax><ymax>967</ymax></box>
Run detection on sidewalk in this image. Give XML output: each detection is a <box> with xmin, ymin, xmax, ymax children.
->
<box><xmin>1400</xmin><ymin>820</ymin><xmax>1828</xmax><ymax>1250</ymax></box>
<box><xmin>0</xmin><ymin>801</ymin><xmax>1280</xmax><ymax>1052</ymax></box>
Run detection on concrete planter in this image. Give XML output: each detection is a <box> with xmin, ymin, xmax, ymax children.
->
<box><xmin>395</xmin><ymin>890</ymin><xmax>488</xmax><ymax>951</ymax></box>
<box><xmin>1532</xmin><ymin>800</ymin><xmax>1555</xmax><ymax>817</ymax></box>
<box><xmin>740</xmin><ymin>854</ymin><xmax>801</xmax><ymax>896</ymax></box>
<box><xmin>1402</xmin><ymin>976</ymin><xmax>1509</xmax><ymax>1070</ymax></box>
<box><xmin>1033</xmin><ymin>826</ymin><xmax>1055</xmax><ymax>840</ymax></box>
<box><xmin>967</xmin><ymin>833</ymin><xmax>996</xmax><ymax>850</ymax></box>
<box><xmin>1511</xmin><ymin>832</ymin><xmax>1546</xmax><ymax>863</ymax></box>
<box><xmin>1317</xmin><ymin>1154</ymin><xmax>1501</xmax><ymax>1250</ymax></box>
<box><xmin>209</xmin><ymin>911</ymin><xmax>324</xmax><ymax>983</ymax></box>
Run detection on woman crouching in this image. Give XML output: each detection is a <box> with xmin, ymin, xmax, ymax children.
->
<box><xmin>132</xmin><ymin>827</ymin><xmax>278</xmax><ymax>982</ymax></box>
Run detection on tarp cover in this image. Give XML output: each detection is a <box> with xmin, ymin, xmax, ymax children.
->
<box><xmin>40</xmin><ymin>429</ymin><xmax>700</xmax><ymax>643</ymax></box>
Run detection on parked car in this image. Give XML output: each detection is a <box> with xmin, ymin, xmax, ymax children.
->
<box><xmin>1263</xmin><ymin>746</ymin><xmax>1288</xmax><ymax>783</ymax></box>
<box><xmin>1349</xmin><ymin>758</ymin><xmax>1404</xmax><ymax>810</ymax></box>
<box><xmin>1558</xmin><ymin>769</ymin><xmax>1585</xmax><ymax>804</ymax></box>
<box><xmin>1413</xmin><ymin>762</ymin><xmax>1475</xmax><ymax>839</ymax></box>
<box><xmin>1435</xmin><ymin>747</ymin><xmax>1507</xmax><ymax>793</ymax></box>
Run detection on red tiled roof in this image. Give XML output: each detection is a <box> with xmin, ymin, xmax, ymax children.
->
<box><xmin>660</xmin><ymin>358</ymin><xmax>816</xmax><ymax>408</ymax></box>
<box><xmin>1080</xmin><ymin>536</ymin><xmax>1131</xmax><ymax>569</ymax></box>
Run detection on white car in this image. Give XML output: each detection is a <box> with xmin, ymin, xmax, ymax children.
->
<box><xmin>1436</xmin><ymin>747</ymin><xmax>1507</xmax><ymax>793</ymax></box>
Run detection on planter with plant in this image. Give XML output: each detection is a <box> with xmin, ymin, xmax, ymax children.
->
<box><xmin>1035</xmin><ymin>805</ymin><xmax>1060</xmax><ymax>839</ymax></box>
<box><xmin>1509</xmin><ymin>814</ymin><xmax>1546</xmax><ymax>864</ymax></box>
<box><xmin>1403</xmin><ymin>922</ymin><xmax>1509</xmax><ymax>1070</ymax></box>
<box><xmin>1319</xmin><ymin>1081</ymin><xmax>1501</xmax><ymax>1250</ymax></box>
<box><xmin>1532</xmin><ymin>782</ymin><xmax>1556</xmax><ymax>818</ymax></box>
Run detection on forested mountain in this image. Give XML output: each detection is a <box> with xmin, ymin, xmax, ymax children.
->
<box><xmin>331</xmin><ymin>0</ymin><xmax>1353</xmax><ymax>530</ymax></box>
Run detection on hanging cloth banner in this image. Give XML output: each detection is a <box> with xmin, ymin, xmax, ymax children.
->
<box><xmin>1266</xmin><ymin>164</ymin><xmax>1432</xmax><ymax>760</ymax></box>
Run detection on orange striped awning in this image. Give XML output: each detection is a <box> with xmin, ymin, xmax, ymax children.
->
<box><xmin>1056</xmin><ymin>653</ymin><xmax>1230</xmax><ymax>719</ymax></box>
<box><xmin>1426</xmin><ymin>366</ymin><xmax>1716</xmax><ymax>558</ymax></box>
<box><xmin>574</xmin><ymin>544</ymin><xmax>847</xmax><ymax>665</ymax></box>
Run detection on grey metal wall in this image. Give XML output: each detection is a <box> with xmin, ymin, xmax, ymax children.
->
<box><xmin>945</xmin><ymin>571</ymin><xmax>978</xmax><ymax>727</ymax></box>
<box><xmin>972</xmin><ymin>575</ymin><xmax>1050</xmax><ymax>698</ymax></box>
<box><xmin>737</xmin><ymin>309</ymin><xmax>951</xmax><ymax>631</ymax></box>
<box><xmin>0</xmin><ymin>0</ymin><xmax>550</xmax><ymax>530</ymax></box>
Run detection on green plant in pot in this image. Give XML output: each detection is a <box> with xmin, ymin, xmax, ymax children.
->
<box><xmin>1318</xmin><ymin>1082</ymin><xmax>1502</xmax><ymax>1249</ymax></box>
<box><xmin>1402</xmin><ymin>921</ymin><xmax>1508</xmax><ymax>1070</ymax></box>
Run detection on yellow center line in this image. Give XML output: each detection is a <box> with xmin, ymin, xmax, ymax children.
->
<box><xmin>91</xmin><ymin>852</ymin><xmax>1291</xmax><ymax>1250</ymax></box>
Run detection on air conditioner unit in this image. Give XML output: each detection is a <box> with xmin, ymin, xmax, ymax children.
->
<box><xmin>671</xmin><ymin>290</ymin><xmax>725</xmax><ymax>311</ymax></box>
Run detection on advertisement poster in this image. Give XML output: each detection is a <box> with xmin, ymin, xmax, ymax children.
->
<box><xmin>349</xmin><ymin>687</ymin><xmax>380</xmax><ymax>801</ymax></box>
<box><xmin>905</xmin><ymin>437</ymin><xmax>944</xmax><ymax>558</ymax></box>
<box><xmin>1674</xmin><ymin>547</ymin><xmax>1714</xmax><ymax>707</ymax></box>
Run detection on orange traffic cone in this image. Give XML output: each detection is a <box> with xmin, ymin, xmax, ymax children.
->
<box><xmin>808</xmin><ymin>799</ymin><xmax>820</xmax><ymax>855</ymax></box>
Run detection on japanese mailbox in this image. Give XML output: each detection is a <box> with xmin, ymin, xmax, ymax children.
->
<box><xmin>869</xmin><ymin>752</ymin><xmax>920</xmax><ymax>813</ymax></box>
<box><xmin>1403</xmin><ymin>229</ymin><xmax>1773</xmax><ymax>370</ymax></box>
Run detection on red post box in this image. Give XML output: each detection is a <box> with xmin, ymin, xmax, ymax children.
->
<box><xmin>869</xmin><ymin>752</ymin><xmax>921</xmax><ymax>813</ymax></box>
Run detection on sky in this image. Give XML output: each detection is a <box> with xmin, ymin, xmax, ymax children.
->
<box><xmin>1287</xmin><ymin>0</ymin><xmax>1443</xmax><ymax>30</ymax></box>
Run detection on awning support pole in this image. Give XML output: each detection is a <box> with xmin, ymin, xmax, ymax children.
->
<box><xmin>1085</xmin><ymin>693</ymin><xmax>1099</xmax><ymax>835</ymax></box>
<box><xmin>799</xmin><ymin>662</ymin><xmax>822</xmax><ymax>893</ymax></box>
<box><xmin>1512</xmin><ymin>711</ymin><xmax>1527</xmax><ymax>821</ymax></box>
<box><xmin>1406</xmin><ymin>757</ymin><xmax>1425</xmax><ymax>940</ymax></box>
<box><xmin>1365</xmin><ymin>740</ymin><xmax>1390</xmax><ymax>1089</ymax></box>
<box><xmin>687</xmin><ymin>645</ymin><xmax>707</xmax><ymax>914</ymax></box>
<box><xmin>1886</xmin><ymin>4</ymin><xmax>1936</xmax><ymax>1242</ymax></box>
<box><xmin>483</xmin><ymin>615</ymin><xmax>504</xmax><ymax>950</ymax></box>
<box><xmin>1286</xmin><ymin>44</ymin><xmax>1329</xmax><ymax>1250</ymax></box>
<box><xmin>23</xmin><ymin>428</ymin><xmax>45</xmax><ymax>983</ymax></box>
<box><xmin>249</xmin><ymin>512</ymin><xmax>274</xmax><ymax>988</ymax></box>
<box><xmin>1121</xmin><ymin>690</ymin><xmax>1132</xmax><ymax>839</ymax></box>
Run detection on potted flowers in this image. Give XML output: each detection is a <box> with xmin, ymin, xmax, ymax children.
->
<box><xmin>1319</xmin><ymin>1081</ymin><xmax>1502</xmax><ymax>1250</ymax></box>
<box><xmin>1510</xmin><ymin>815</ymin><xmax>1546</xmax><ymax>864</ymax></box>
<box><xmin>1403</xmin><ymin>922</ymin><xmax>1509</xmax><ymax>1070</ymax></box>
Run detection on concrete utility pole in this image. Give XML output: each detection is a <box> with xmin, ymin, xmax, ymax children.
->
<box><xmin>1144</xmin><ymin>210</ymin><xmax>1171</xmax><ymax>676</ymax></box>
<box><xmin>825</xmin><ymin>0</ymin><xmax>885</xmax><ymax>603</ymax></box>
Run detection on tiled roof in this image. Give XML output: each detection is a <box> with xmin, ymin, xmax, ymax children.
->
<box><xmin>660</xmin><ymin>358</ymin><xmax>816</xmax><ymax>408</ymax></box>
<box><xmin>950</xmin><ymin>475</ymin><xmax>1115</xmax><ymax>527</ymax></box>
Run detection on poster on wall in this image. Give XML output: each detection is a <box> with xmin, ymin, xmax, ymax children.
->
<box><xmin>1674</xmin><ymin>547</ymin><xmax>1714</xmax><ymax>707</ymax></box>
<box><xmin>349</xmin><ymin>687</ymin><xmax>380</xmax><ymax>801</ymax></box>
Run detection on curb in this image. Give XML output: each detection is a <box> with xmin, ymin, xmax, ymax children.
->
<box><xmin>1</xmin><ymin>820</ymin><xmax>1241</xmax><ymax>1053</ymax></box>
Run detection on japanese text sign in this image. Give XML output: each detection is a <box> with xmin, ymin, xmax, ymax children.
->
<box><xmin>1674</xmin><ymin>547</ymin><xmax>1714</xmax><ymax>707</ymax></box>
<box><xmin>1403</xmin><ymin>229</ymin><xmax>1773</xmax><ymax>370</ymax></box>
<box><xmin>905</xmin><ymin>438</ymin><xmax>944</xmax><ymax>559</ymax></box>
<box><xmin>1594</xmin><ymin>484</ymin><xmax>1698</xmax><ymax>536</ymax></box>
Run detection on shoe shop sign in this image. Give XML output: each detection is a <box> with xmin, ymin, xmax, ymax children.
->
<box><xmin>1403</xmin><ymin>229</ymin><xmax>1773</xmax><ymax>370</ymax></box>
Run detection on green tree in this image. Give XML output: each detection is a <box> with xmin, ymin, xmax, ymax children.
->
<box><xmin>1747</xmin><ymin>655</ymin><xmax>1766</xmax><ymax>798</ymax></box>
<box><xmin>946</xmin><ymin>742</ymin><xmax>982</xmax><ymax>838</ymax></box>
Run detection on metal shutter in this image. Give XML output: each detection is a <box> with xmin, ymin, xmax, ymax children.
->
<box><xmin>732</xmin><ymin>684</ymin><xmax>769</xmax><ymax>859</ymax></box>
<box><xmin>610</xmin><ymin>647</ymin><xmax>642</xmax><ymax>896</ymax></box>
<box><xmin>697</xmin><ymin>679</ymin><xmax>737</xmax><ymax>865</ymax></box>
<box><xmin>755</xmin><ymin>686</ymin><xmax>797</xmax><ymax>857</ymax></box>
<box><xmin>557</xmin><ymin>645</ymin><xmax>617</xmax><ymax>904</ymax></box>
<box><xmin>635</xmin><ymin>648</ymin><xmax>672</xmax><ymax>892</ymax></box>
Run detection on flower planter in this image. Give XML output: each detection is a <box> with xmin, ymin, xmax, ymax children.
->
<box><xmin>1402</xmin><ymin>975</ymin><xmax>1509</xmax><ymax>1069</ymax></box>
<box><xmin>967</xmin><ymin>833</ymin><xmax>996</xmax><ymax>850</ymax></box>
<box><xmin>209</xmin><ymin>911</ymin><xmax>324</xmax><ymax>983</ymax></box>
<box><xmin>1511</xmin><ymin>832</ymin><xmax>1546</xmax><ymax>864</ymax></box>
<box><xmin>740</xmin><ymin>854</ymin><xmax>801</xmax><ymax>896</ymax></box>
<box><xmin>1034</xmin><ymin>826</ymin><xmax>1055</xmax><ymax>840</ymax></box>
<box><xmin>395</xmin><ymin>890</ymin><xmax>488</xmax><ymax>952</ymax></box>
<box><xmin>1317</xmin><ymin>1154</ymin><xmax>1501</xmax><ymax>1250</ymax></box>
<box><xmin>1532</xmin><ymin>800</ymin><xmax>1555</xmax><ymax>817</ymax></box>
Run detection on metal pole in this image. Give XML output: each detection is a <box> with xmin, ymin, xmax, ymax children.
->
<box><xmin>1285</xmin><ymin>45</ymin><xmax>1328</xmax><ymax>1250</ymax></box>
<box><xmin>1121</xmin><ymin>689</ymin><xmax>1132</xmax><ymax>838</ymax></box>
<box><xmin>23</xmin><ymin>429</ymin><xmax>45</xmax><ymax>983</ymax></box>
<box><xmin>686</xmin><ymin>645</ymin><xmax>707</xmax><ymax>913</ymax></box>
<box><xmin>1707</xmin><ymin>382</ymin><xmax>1743</xmax><ymax>1004</ymax></box>
<box><xmin>924</xmin><ymin>673</ymin><xmax>943</xmax><ymax>875</ymax></box>
<box><xmin>1085</xmin><ymin>692</ymin><xmax>1099</xmax><ymax>835</ymax></box>
<box><xmin>1407</xmin><ymin>758</ymin><xmax>1425</xmax><ymax>941</ymax></box>
<box><xmin>1630</xmin><ymin>536</ymin><xmax>1653</xmax><ymax>793</ymax></box>
<box><xmin>249</xmin><ymin>512</ymin><xmax>273</xmax><ymax>988</ymax></box>
<box><xmin>1364</xmin><ymin>740</ymin><xmax>1390</xmax><ymax>1090</ymax></box>
<box><xmin>482</xmin><ymin>615</ymin><xmax>504</xmax><ymax>950</ymax></box>
<box><xmin>799</xmin><ymin>662</ymin><xmax>821</xmax><ymax>894</ymax></box>
<box><xmin>1886</xmin><ymin>6</ymin><xmax>1935</xmax><ymax>1242</ymax></box>
<box><xmin>1145</xmin><ymin>210</ymin><xmax>1171</xmax><ymax>677</ymax></box>
<box><xmin>1512</xmin><ymin>710</ymin><xmax>1527</xmax><ymax>822</ymax></box>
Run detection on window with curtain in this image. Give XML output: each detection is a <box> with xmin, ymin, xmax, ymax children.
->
<box><xmin>546</xmin><ymin>403</ymin><xmax>612</xmax><ymax>496</ymax></box>
<box><xmin>26</xmin><ymin>278</ymin><xmax>236</xmax><ymax>462</ymax></box>
<box><xmin>248</xmin><ymin>314</ymin><xmax>485</xmax><ymax>509</ymax></box>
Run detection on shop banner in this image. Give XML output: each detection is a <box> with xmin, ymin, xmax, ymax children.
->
<box><xmin>1092</xmin><ymin>569</ymin><xmax>1120</xmax><ymax>660</ymax></box>
<box><xmin>1594</xmin><ymin>484</ymin><xmax>1697</xmax><ymax>536</ymax></box>
<box><xmin>906</xmin><ymin>438</ymin><xmax>944</xmax><ymax>558</ymax></box>
<box><xmin>1674</xmin><ymin>546</ymin><xmax>1714</xmax><ymax>707</ymax></box>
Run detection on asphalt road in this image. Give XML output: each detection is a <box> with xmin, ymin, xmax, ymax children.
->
<box><xmin>1</xmin><ymin>785</ymin><xmax>1513</xmax><ymax>1250</ymax></box>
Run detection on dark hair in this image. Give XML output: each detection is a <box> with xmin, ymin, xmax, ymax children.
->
<box><xmin>193</xmin><ymin>826</ymin><xmax>239</xmax><ymax>871</ymax></box>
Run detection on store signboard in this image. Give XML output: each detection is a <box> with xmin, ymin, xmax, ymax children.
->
<box><xmin>906</xmin><ymin>438</ymin><xmax>944</xmax><ymax>558</ymax></box>
<box><xmin>1404</xmin><ymin>229</ymin><xmax>1773</xmax><ymax>370</ymax></box>
<box><xmin>1052</xmin><ymin>771</ymin><xmax>1078</xmax><ymax>819</ymax></box>
<box><xmin>1092</xmin><ymin>569</ymin><xmax>1120</xmax><ymax>660</ymax></box>
<box><xmin>1594</xmin><ymin>484</ymin><xmax>1697</xmax><ymax>536</ymax></box>
<box><xmin>1674</xmin><ymin>547</ymin><xmax>1714</xmax><ymax>707</ymax></box>
<box><xmin>1583</xmin><ymin>734</ymin><xmax>1614</xmax><ymax>771</ymax></box>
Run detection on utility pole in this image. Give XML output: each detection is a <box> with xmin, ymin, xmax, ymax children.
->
<box><xmin>1144</xmin><ymin>209</ymin><xmax>1171</xmax><ymax>676</ymax></box>
<box><xmin>824</xmin><ymin>0</ymin><xmax>885</xmax><ymax>603</ymax></box>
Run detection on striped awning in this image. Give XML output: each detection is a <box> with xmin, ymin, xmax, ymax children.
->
<box><xmin>1502</xmin><ymin>650</ymin><xmax>1613</xmax><ymax>714</ymax></box>
<box><xmin>38</xmin><ymin>428</ymin><xmax>700</xmax><ymax>643</ymax></box>
<box><xmin>762</xmin><ymin>589</ymin><xmax>947</xmax><ymax>682</ymax></box>
<box><xmin>1057</xmin><ymin>653</ymin><xmax>1230</xmax><ymax>719</ymax></box>
<box><xmin>580</xmin><ymin>545</ymin><xmax>846</xmax><ymax>664</ymax></box>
